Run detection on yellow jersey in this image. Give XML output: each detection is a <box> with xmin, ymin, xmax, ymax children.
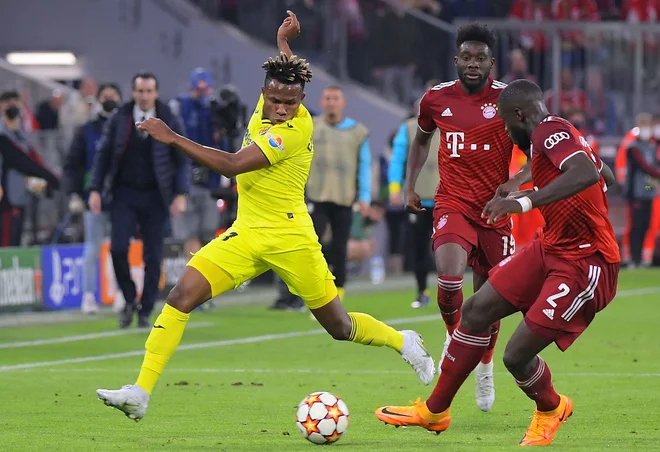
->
<box><xmin>236</xmin><ymin>94</ymin><xmax>314</xmax><ymax>228</ymax></box>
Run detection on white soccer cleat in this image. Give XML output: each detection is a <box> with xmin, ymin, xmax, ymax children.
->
<box><xmin>81</xmin><ymin>292</ymin><xmax>99</xmax><ymax>314</ymax></box>
<box><xmin>97</xmin><ymin>384</ymin><xmax>150</xmax><ymax>422</ymax></box>
<box><xmin>400</xmin><ymin>330</ymin><xmax>435</xmax><ymax>385</ymax></box>
<box><xmin>474</xmin><ymin>360</ymin><xmax>495</xmax><ymax>412</ymax></box>
<box><xmin>437</xmin><ymin>331</ymin><xmax>452</xmax><ymax>376</ymax></box>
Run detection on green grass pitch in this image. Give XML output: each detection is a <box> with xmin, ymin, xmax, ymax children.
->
<box><xmin>2</xmin><ymin>269</ymin><xmax>660</xmax><ymax>451</ymax></box>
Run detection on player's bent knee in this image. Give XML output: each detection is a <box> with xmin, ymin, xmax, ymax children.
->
<box><xmin>166</xmin><ymin>284</ymin><xmax>194</xmax><ymax>313</ymax></box>
<box><xmin>166</xmin><ymin>269</ymin><xmax>212</xmax><ymax>314</ymax></box>
<box><xmin>460</xmin><ymin>293</ymin><xmax>496</xmax><ymax>332</ymax></box>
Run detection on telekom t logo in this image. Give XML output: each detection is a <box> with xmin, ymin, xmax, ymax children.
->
<box><xmin>446</xmin><ymin>131</ymin><xmax>491</xmax><ymax>157</ymax></box>
<box><xmin>446</xmin><ymin>132</ymin><xmax>465</xmax><ymax>158</ymax></box>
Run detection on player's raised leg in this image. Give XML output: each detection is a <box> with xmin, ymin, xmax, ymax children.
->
<box><xmin>96</xmin><ymin>263</ymin><xmax>219</xmax><ymax>421</ymax></box>
<box><xmin>97</xmin><ymin>228</ymin><xmax>263</xmax><ymax>421</ymax></box>
<box><xmin>267</xmin><ymin>235</ymin><xmax>435</xmax><ymax>385</ymax></box>
<box><xmin>375</xmin><ymin>281</ymin><xmax>517</xmax><ymax>432</ymax></box>
<box><xmin>502</xmin><ymin>320</ymin><xmax>571</xmax><ymax>447</ymax></box>
<box><xmin>309</xmin><ymin>289</ymin><xmax>435</xmax><ymax>385</ymax></box>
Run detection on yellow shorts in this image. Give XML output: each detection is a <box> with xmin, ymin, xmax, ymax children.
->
<box><xmin>188</xmin><ymin>223</ymin><xmax>337</xmax><ymax>309</ymax></box>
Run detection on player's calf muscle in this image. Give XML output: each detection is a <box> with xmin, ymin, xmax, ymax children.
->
<box><xmin>312</xmin><ymin>301</ymin><xmax>352</xmax><ymax>340</ymax></box>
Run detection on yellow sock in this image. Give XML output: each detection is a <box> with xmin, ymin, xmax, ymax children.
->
<box><xmin>337</xmin><ymin>287</ymin><xmax>345</xmax><ymax>301</ymax></box>
<box><xmin>347</xmin><ymin>312</ymin><xmax>404</xmax><ymax>352</ymax></box>
<box><xmin>136</xmin><ymin>304</ymin><xmax>190</xmax><ymax>394</ymax></box>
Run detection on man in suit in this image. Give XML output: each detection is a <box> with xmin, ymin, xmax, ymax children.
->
<box><xmin>89</xmin><ymin>72</ymin><xmax>191</xmax><ymax>328</ymax></box>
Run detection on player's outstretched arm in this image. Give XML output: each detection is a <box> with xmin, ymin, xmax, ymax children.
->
<box><xmin>483</xmin><ymin>153</ymin><xmax>600</xmax><ymax>224</ymax></box>
<box><xmin>170</xmin><ymin>136</ymin><xmax>270</xmax><ymax>178</ymax></box>
<box><xmin>526</xmin><ymin>153</ymin><xmax>600</xmax><ymax>206</ymax></box>
<box><xmin>137</xmin><ymin>117</ymin><xmax>269</xmax><ymax>177</ymax></box>
<box><xmin>277</xmin><ymin>10</ymin><xmax>300</xmax><ymax>58</ymax></box>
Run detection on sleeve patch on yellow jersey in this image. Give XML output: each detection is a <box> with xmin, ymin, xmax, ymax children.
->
<box><xmin>267</xmin><ymin>133</ymin><xmax>285</xmax><ymax>151</ymax></box>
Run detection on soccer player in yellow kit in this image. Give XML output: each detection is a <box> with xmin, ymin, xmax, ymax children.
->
<box><xmin>96</xmin><ymin>11</ymin><xmax>434</xmax><ymax>422</ymax></box>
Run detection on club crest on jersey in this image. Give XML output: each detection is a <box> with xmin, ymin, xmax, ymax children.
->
<box><xmin>258</xmin><ymin>127</ymin><xmax>270</xmax><ymax>136</ymax></box>
<box><xmin>481</xmin><ymin>103</ymin><xmax>497</xmax><ymax>119</ymax></box>
<box><xmin>267</xmin><ymin>133</ymin><xmax>284</xmax><ymax>151</ymax></box>
<box><xmin>437</xmin><ymin>215</ymin><xmax>448</xmax><ymax>230</ymax></box>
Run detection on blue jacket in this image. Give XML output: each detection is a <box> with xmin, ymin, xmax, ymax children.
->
<box><xmin>174</xmin><ymin>94</ymin><xmax>220</xmax><ymax>189</ymax></box>
<box><xmin>89</xmin><ymin>100</ymin><xmax>190</xmax><ymax>207</ymax></box>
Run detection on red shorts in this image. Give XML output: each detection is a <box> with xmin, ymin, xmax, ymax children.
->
<box><xmin>489</xmin><ymin>239</ymin><xmax>620</xmax><ymax>351</ymax></box>
<box><xmin>432</xmin><ymin>206</ymin><xmax>514</xmax><ymax>276</ymax></box>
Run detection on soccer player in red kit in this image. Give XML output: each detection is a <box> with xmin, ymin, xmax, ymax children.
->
<box><xmin>404</xmin><ymin>23</ymin><xmax>523</xmax><ymax>412</ymax></box>
<box><xmin>376</xmin><ymin>79</ymin><xmax>620</xmax><ymax>447</ymax></box>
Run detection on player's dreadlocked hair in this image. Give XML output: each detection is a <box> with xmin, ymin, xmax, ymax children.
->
<box><xmin>456</xmin><ymin>23</ymin><xmax>496</xmax><ymax>50</ymax></box>
<box><xmin>262</xmin><ymin>52</ymin><xmax>313</xmax><ymax>89</ymax></box>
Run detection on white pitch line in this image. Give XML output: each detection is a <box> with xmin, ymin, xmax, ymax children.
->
<box><xmin>0</xmin><ymin>315</ymin><xmax>439</xmax><ymax>372</ymax></box>
<box><xmin>0</xmin><ymin>286</ymin><xmax>657</xmax><ymax>373</ymax></box>
<box><xmin>21</xmin><ymin>368</ymin><xmax>660</xmax><ymax>378</ymax></box>
<box><xmin>0</xmin><ymin>322</ymin><xmax>216</xmax><ymax>349</ymax></box>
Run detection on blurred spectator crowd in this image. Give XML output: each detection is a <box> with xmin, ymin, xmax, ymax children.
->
<box><xmin>196</xmin><ymin>0</ymin><xmax>660</xmax><ymax>137</ymax></box>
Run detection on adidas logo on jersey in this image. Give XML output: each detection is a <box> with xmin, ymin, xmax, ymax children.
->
<box><xmin>441</xmin><ymin>108</ymin><xmax>453</xmax><ymax>117</ymax></box>
<box><xmin>543</xmin><ymin>308</ymin><xmax>555</xmax><ymax>320</ymax></box>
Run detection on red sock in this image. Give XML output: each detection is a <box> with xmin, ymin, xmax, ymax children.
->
<box><xmin>514</xmin><ymin>356</ymin><xmax>561</xmax><ymax>412</ymax></box>
<box><xmin>437</xmin><ymin>276</ymin><xmax>463</xmax><ymax>334</ymax></box>
<box><xmin>426</xmin><ymin>326</ymin><xmax>489</xmax><ymax>413</ymax></box>
<box><xmin>480</xmin><ymin>321</ymin><xmax>500</xmax><ymax>364</ymax></box>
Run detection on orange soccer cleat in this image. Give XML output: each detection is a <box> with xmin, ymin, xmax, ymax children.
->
<box><xmin>520</xmin><ymin>395</ymin><xmax>574</xmax><ymax>447</ymax></box>
<box><xmin>374</xmin><ymin>398</ymin><xmax>451</xmax><ymax>434</ymax></box>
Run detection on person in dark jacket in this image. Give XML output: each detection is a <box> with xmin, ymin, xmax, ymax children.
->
<box><xmin>88</xmin><ymin>72</ymin><xmax>191</xmax><ymax>329</ymax></box>
<box><xmin>0</xmin><ymin>90</ymin><xmax>60</xmax><ymax>247</ymax></box>
<box><xmin>63</xmin><ymin>82</ymin><xmax>122</xmax><ymax>314</ymax></box>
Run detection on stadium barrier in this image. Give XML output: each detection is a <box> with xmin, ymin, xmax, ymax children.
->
<box><xmin>0</xmin><ymin>239</ymin><xmax>189</xmax><ymax>313</ymax></box>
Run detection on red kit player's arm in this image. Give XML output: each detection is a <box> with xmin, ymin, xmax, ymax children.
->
<box><xmin>527</xmin><ymin>121</ymin><xmax>601</xmax><ymax>208</ymax></box>
<box><xmin>405</xmin><ymin>92</ymin><xmax>436</xmax><ymax>192</ymax></box>
<box><xmin>527</xmin><ymin>153</ymin><xmax>600</xmax><ymax>208</ymax></box>
<box><xmin>404</xmin><ymin>127</ymin><xmax>434</xmax><ymax>193</ymax></box>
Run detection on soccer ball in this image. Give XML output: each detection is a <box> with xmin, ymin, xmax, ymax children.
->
<box><xmin>296</xmin><ymin>391</ymin><xmax>349</xmax><ymax>445</ymax></box>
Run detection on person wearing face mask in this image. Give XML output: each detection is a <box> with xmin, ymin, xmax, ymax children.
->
<box><xmin>88</xmin><ymin>72</ymin><xmax>190</xmax><ymax>329</ymax></box>
<box><xmin>168</xmin><ymin>68</ymin><xmax>221</xmax><ymax>258</ymax></box>
<box><xmin>0</xmin><ymin>90</ymin><xmax>60</xmax><ymax>247</ymax></box>
<box><xmin>63</xmin><ymin>83</ymin><xmax>122</xmax><ymax>313</ymax></box>
<box><xmin>623</xmin><ymin>113</ymin><xmax>660</xmax><ymax>268</ymax></box>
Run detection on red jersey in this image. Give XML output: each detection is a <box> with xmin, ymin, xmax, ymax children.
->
<box><xmin>530</xmin><ymin>116</ymin><xmax>620</xmax><ymax>263</ymax></box>
<box><xmin>418</xmin><ymin>78</ymin><xmax>513</xmax><ymax>229</ymax></box>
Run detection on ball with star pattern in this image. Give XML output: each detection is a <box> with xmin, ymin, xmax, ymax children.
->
<box><xmin>295</xmin><ymin>391</ymin><xmax>349</xmax><ymax>444</ymax></box>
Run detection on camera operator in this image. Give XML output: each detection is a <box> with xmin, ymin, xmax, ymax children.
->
<box><xmin>208</xmin><ymin>83</ymin><xmax>247</xmax><ymax>227</ymax></box>
<box><xmin>170</xmin><ymin>69</ymin><xmax>246</xmax><ymax>254</ymax></box>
